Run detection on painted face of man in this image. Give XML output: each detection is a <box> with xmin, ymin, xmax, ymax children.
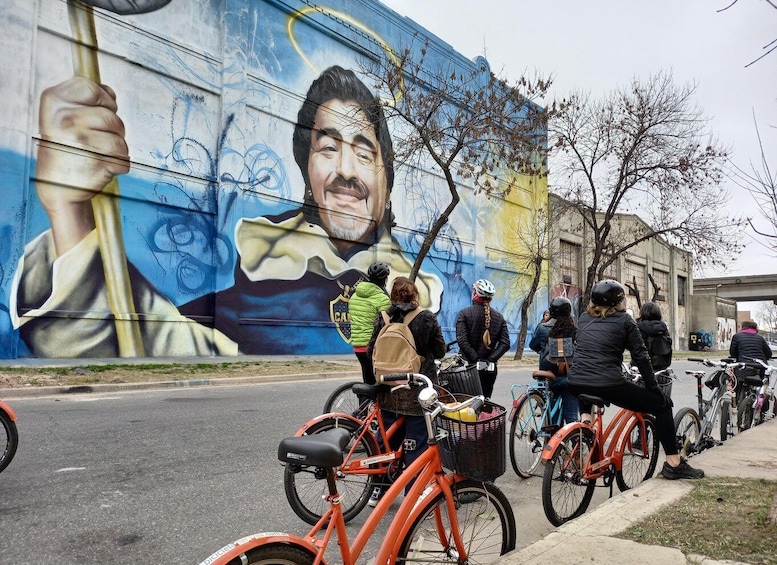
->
<box><xmin>308</xmin><ymin>98</ymin><xmax>389</xmax><ymax>246</ymax></box>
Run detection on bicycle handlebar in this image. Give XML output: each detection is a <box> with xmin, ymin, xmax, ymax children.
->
<box><xmin>381</xmin><ymin>372</ymin><xmax>486</xmax><ymax>414</ymax></box>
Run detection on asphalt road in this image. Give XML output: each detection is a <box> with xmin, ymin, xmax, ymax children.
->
<box><xmin>0</xmin><ymin>361</ymin><xmax>706</xmax><ymax>564</ymax></box>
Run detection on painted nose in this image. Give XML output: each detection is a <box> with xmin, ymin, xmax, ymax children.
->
<box><xmin>336</xmin><ymin>144</ymin><xmax>358</xmax><ymax>181</ymax></box>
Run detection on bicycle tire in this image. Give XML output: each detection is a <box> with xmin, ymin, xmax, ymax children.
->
<box><xmin>719</xmin><ymin>398</ymin><xmax>731</xmax><ymax>441</ymax></box>
<box><xmin>541</xmin><ymin>426</ymin><xmax>595</xmax><ymax>527</ymax></box>
<box><xmin>396</xmin><ymin>479</ymin><xmax>516</xmax><ymax>563</ymax></box>
<box><xmin>224</xmin><ymin>543</ymin><xmax>315</xmax><ymax>565</ymax></box>
<box><xmin>673</xmin><ymin>407</ymin><xmax>701</xmax><ymax>457</ymax></box>
<box><xmin>283</xmin><ymin>416</ymin><xmax>378</xmax><ymax>525</ymax></box>
<box><xmin>509</xmin><ymin>392</ymin><xmax>546</xmax><ymax>478</ymax></box>
<box><xmin>737</xmin><ymin>393</ymin><xmax>754</xmax><ymax>431</ymax></box>
<box><xmin>615</xmin><ymin>415</ymin><xmax>659</xmax><ymax>491</ymax></box>
<box><xmin>323</xmin><ymin>381</ymin><xmax>370</xmax><ymax>419</ymax></box>
<box><xmin>0</xmin><ymin>408</ymin><xmax>18</xmax><ymax>474</ymax></box>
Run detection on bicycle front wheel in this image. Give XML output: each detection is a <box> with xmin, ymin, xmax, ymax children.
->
<box><xmin>720</xmin><ymin>398</ymin><xmax>732</xmax><ymax>441</ymax></box>
<box><xmin>673</xmin><ymin>407</ymin><xmax>701</xmax><ymax>457</ymax></box>
<box><xmin>224</xmin><ymin>543</ymin><xmax>315</xmax><ymax>565</ymax></box>
<box><xmin>283</xmin><ymin>416</ymin><xmax>378</xmax><ymax>525</ymax></box>
<box><xmin>616</xmin><ymin>415</ymin><xmax>659</xmax><ymax>491</ymax></box>
<box><xmin>541</xmin><ymin>426</ymin><xmax>595</xmax><ymax>527</ymax></box>
<box><xmin>323</xmin><ymin>381</ymin><xmax>370</xmax><ymax>419</ymax></box>
<box><xmin>0</xmin><ymin>408</ymin><xmax>18</xmax><ymax>474</ymax></box>
<box><xmin>397</xmin><ymin>480</ymin><xmax>516</xmax><ymax>564</ymax></box>
<box><xmin>509</xmin><ymin>392</ymin><xmax>546</xmax><ymax>478</ymax></box>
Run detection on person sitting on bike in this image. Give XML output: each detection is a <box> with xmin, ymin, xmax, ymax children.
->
<box><xmin>367</xmin><ymin>276</ymin><xmax>446</xmax><ymax>505</ymax></box>
<box><xmin>538</xmin><ymin>296</ymin><xmax>580</xmax><ymax>424</ymax></box>
<box><xmin>455</xmin><ymin>278</ymin><xmax>511</xmax><ymax>399</ymax></box>
<box><xmin>730</xmin><ymin>320</ymin><xmax>772</xmax><ymax>398</ymax></box>
<box><xmin>568</xmin><ymin>279</ymin><xmax>704</xmax><ymax>480</ymax></box>
<box><xmin>349</xmin><ymin>262</ymin><xmax>391</xmax><ymax>386</ymax></box>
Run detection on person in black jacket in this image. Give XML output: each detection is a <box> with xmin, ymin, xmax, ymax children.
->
<box><xmin>568</xmin><ymin>279</ymin><xmax>704</xmax><ymax>480</ymax></box>
<box><xmin>538</xmin><ymin>297</ymin><xmax>579</xmax><ymax>424</ymax></box>
<box><xmin>455</xmin><ymin>278</ymin><xmax>511</xmax><ymax>398</ymax></box>
<box><xmin>367</xmin><ymin>276</ymin><xmax>446</xmax><ymax>505</ymax></box>
<box><xmin>636</xmin><ymin>302</ymin><xmax>673</xmax><ymax>371</ymax></box>
<box><xmin>729</xmin><ymin>320</ymin><xmax>772</xmax><ymax>398</ymax></box>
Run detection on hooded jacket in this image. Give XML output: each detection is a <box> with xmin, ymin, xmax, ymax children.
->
<box><xmin>730</xmin><ymin>328</ymin><xmax>772</xmax><ymax>363</ymax></box>
<box><xmin>349</xmin><ymin>281</ymin><xmax>390</xmax><ymax>348</ymax></box>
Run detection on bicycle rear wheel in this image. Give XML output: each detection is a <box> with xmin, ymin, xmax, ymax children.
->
<box><xmin>0</xmin><ymin>408</ymin><xmax>18</xmax><ymax>473</ymax></box>
<box><xmin>737</xmin><ymin>393</ymin><xmax>754</xmax><ymax>431</ymax></box>
<box><xmin>283</xmin><ymin>416</ymin><xmax>378</xmax><ymax>525</ymax></box>
<box><xmin>323</xmin><ymin>381</ymin><xmax>370</xmax><ymax>419</ymax></box>
<box><xmin>509</xmin><ymin>392</ymin><xmax>546</xmax><ymax>478</ymax></box>
<box><xmin>222</xmin><ymin>543</ymin><xmax>315</xmax><ymax>565</ymax></box>
<box><xmin>541</xmin><ymin>426</ymin><xmax>595</xmax><ymax>527</ymax></box>
<box><xmin>397</xmin><ymin>480</ymin><xmax>516</xmax><ymax>563</ymax></box>
<box><xmin>616</xmin><ymin>415</ymin><xmax>659</xmax><ymax>491</ymax></box>
<box><xmin>673</xmin><ymin>407</ymin><xmax>701</xmax><ymax>457</ymax></box>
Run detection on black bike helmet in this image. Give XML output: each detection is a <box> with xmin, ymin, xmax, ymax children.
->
<box><xmin>548</xmin><ymin>296</ymin><xmax>572</xmax><ymax>318</ymax></box>
<box><xmin>591</xmin><ymin>279</ymin><xmax>626</xmax><ymax>307</ymax></box>
<box><xmin>367</xmin><ymin>261</ymin><xmax>390</xmax><ymax>284</ymax></box>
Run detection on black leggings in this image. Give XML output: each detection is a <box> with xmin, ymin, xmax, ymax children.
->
<box><xmin>568</xmin><ymin>381</ymin><xmax>678</xmax><ymax>457</ymax></box>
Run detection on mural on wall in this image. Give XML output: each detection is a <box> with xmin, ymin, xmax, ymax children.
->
<box><xmin>0</xmin><ymin>0</ymin><xmax>545</xmax><ymax>358</ymax></box>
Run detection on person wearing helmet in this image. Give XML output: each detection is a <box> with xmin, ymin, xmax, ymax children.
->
<box><xmin>568</xmin><ymin>279</ymin><xmax>704</xmax><ymax>480</ymax></box>
<box><xmin>349</xmin><ymin>262</ymin><xmax>391</xmax><ymax>386</ymax></box>
<box><xmin>538</xmin><ymin>296</ymin><xmax>579</xmax><ymax>424</ymax></box>
<box><xmin>455</xmin><ymin>278</ymin><xmax>511</xmax><ymax>398</ymax></box>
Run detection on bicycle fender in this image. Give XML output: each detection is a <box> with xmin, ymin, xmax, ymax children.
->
<box><xmin>508</xmin><ymin>392</ymin><xmax>529</xmax><ymax>422</ymax></box>
<box><xmin>293</xmin><ymin>412</ymin><xmax>362</xmax><ymax>436</ymax></box>
<box><xmin>198</xmin><ymin>534</ymin><xmax>321</xmax><ymax>565</ymax></box>
<box><xmin>0</xmin><ymin>401</ymin><xmax>16</xmax><ymax>421</ymax></box>
<box><xmin>540</xmin><ymin>423</ymin><xmax>589</xmax><ymax>463</ymax></box>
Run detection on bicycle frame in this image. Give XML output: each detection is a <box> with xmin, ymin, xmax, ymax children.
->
<box><xmin>203</xmin><ymin>419</ymin><xmax>470</xmax><ymax>565</ymax></box>
<box><xmin>687</xmin><ymin>370</ymin><xmax>733</xmax><ymax>443</ymax></box>
<box><xmin>509</xmin><ymin>382</ymin><xmax>563</xmax><ymax>436</ymax></box>
<box><xmin>294</xmin><ymin>409</ymin><xmax>404</xmax><ymax>478</ymax></box>
<box><xmin>542</xmin><ymin>405</ymin><xmax>649</xmax><ymax>480</ymax></box>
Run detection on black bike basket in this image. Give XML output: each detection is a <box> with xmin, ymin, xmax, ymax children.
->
<box><xmin>438</xmin><ymin>364</ymin><xmax>483</xmax><ymax>396</ymax></box>
<box><xmin>656</xmin><ymin>371</ymin><xmax>673</xmax><ymax>402</ymax></box>
<box><xmin>436</xmin><ymin>395</ymin><xmax>506</xmax><ymax>482</ymax></box>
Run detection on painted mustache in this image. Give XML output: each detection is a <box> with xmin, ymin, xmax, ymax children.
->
<box><xmin>326</xmin><ymin>177</ymin><xmax>368</xmax><ymax>200</ymax></box>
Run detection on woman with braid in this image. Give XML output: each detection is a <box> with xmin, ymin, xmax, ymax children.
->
<box><xmin>456</xmin><ymin>279</ymin><xmax>511</xmax><ymax>398</ymax></box>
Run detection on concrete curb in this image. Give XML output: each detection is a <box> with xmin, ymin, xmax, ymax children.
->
<box><xmin>1</xmin><ymin>370</ymin><xmax>360</xmax><ymax>398</ymax></box>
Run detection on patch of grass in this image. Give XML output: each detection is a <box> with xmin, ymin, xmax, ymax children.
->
<box><xmin>618</xmin><ymin>477</ymin><xmax>777</xmax><ymax>564</ymax></box>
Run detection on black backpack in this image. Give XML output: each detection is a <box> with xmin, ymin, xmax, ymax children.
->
<box><xmin>646</xmin><ymin>332</ymin><xmax>672</xmax><ymax>370</ymax></box>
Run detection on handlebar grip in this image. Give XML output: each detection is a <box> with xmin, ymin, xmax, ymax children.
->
<box><xmin>382</xmin><ymin>373</ymin><xmax>412</xmax><ymax>383</ymax></box>
<box><xmin>470</xmin><ymin>397</ymin><xmax>485</xmax><ymax>412</ymax></box>
<box><xmin>687</xmin><ymin>358</ymin><xmax>705</xmax><ymax>362</ymax></box>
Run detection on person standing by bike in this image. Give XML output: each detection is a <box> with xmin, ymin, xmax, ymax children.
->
<box><xmin>529</xmin><ymin>309</ymin><xmax>551</xmax><ymax>357</ymax></box>
<box><xmin>568</xmin><ymin>279</ymin><xmax>704</xmax><ymax>480</ymax></box>
<box><xmin>367</xmin><ymin>276</ymin><xmax>446</xmax><ymax>505</ymax></box>
<box><xmin>349</xmin><ymin>262</ymin><xmax>391</xmax><ymax>386</ymax></box>
<box><xmin>538</xmin><ymin>297</ymin><xmax>580</xmax><ymax>424</ymax></box>
<box><xmin>455</xmin><ymin>278</ymin><xmax>511</xmax><ymax>399</ymax></box>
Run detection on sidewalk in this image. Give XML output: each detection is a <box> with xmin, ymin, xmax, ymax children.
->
<box><xmin>502</xmin><ymin>417</ymin><xmax>777</xmax><ymax>565</ymax></box>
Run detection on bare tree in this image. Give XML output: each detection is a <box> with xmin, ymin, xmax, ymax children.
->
<box><xmin>728</xmin><ymin>113</ymin><xmax>777</xmax><ymax>253</ymax></box>
<box><xmin>756</xmin><ymin>302</ymin><xmax>777</xmax><ymax>338</ymax></box>
<box><xmin>550</xmin><ymin>72</ymin><xmax>745</xmax><ymax>305</ymax></box>
<box><xmin>359</xmin><ymin>40</ymin><xmax>553</xmax><ymax>280</ymax></box>
<box><xmin>717</xmin><ymin>0</ymin><xmax>777</xmax><ymax>67</ymax></box>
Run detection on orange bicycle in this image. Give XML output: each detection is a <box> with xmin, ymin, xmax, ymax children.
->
<box><xmin>540</xmin><ymin>380</ymin><xmax>660</xmax><ymax>526</ymax></box>
<box><xmin>199</xmin><ymin>373</ymin><xmax>515</xmax><ymax>565</ymax></box>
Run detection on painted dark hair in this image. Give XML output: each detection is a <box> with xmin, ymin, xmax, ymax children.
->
<box><xmin>292</xmin><ymin>65</ymin><xmax>395</xmax><ymax>200</ymax></box>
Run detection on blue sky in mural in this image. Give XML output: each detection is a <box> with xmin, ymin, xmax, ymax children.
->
<box><xmin>382</xmin><ymin>0</ymin><xmax>777</xmax><ymax>281</ymax></box>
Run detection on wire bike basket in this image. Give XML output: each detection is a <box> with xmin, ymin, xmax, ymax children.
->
<box><xmin>436</xmin><ymin>394</ymin><xmax>506</xmax><ymax>483</ymax></box>
<box><xmin>656</xmin><ymin>370</ymin><xmax>674</xmax><ymax>402</ymax></box>
<box><xmin>438</xmin><ymin>363</ymin><xmax>483</xmax><ymax>396</ymax></box>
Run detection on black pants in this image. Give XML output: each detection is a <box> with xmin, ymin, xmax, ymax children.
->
<box><xmin>478</xmin><ymin>367</ymin><xmax>498</xmax><ymax>398</ymax></box>
<box><xmin>568</xmin><ymin>380</ymin><xmax>677</xmax><ymax>457</ymax></box>
<box><xmin>355</xmin><ymin>350</ymin><xmax>376</xmax><ymax>385</ymax></box>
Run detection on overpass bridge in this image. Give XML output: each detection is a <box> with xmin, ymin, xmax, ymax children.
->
<box><xmin>694</xmin><ymin>274</ymin><xmax>777</xmax><ymax>303</ymax></box>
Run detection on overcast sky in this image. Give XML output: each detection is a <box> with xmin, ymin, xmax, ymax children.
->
<box><xmin>381</xmin><ymin>0</ymin><xmax>777</xmax><ymax>287</ymax></box>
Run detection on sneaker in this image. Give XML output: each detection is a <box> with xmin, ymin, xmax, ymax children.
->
<box><xmin>661</xmin><ymin>458</ymin><xmax>705</xmax><ymax>480</ymax></box>
<box><xmin>368</xmin><ymin>487</ymin><xmax>383</xmax><ymax>507</ymax></box>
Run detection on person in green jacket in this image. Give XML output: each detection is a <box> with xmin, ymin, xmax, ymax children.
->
<box><xmin>349</xmin><ymin>262</ymin><xmax>391</xmax><ymax>384</ymax></box>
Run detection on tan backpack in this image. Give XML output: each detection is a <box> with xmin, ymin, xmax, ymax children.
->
<box><xmin>372</xmin><ymin>308</ymin><xmax>423</xmax><ymax>384</ymax></box>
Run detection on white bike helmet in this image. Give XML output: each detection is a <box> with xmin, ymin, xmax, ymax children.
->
<box><xmin>473</xmin><ymin>279</ymin><xmax>495</xmax><ymax>299</ymax></box>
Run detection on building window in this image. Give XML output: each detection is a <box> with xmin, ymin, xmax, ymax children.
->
<box><xmin>652</xmin><ymin>269</ymin><xmax>669</xmax><ymax>302</ymax></box>
<box><xmin>624</xmin><ymin>260</ymin><xmax>646</xmax><ymax>300</ymax></box>
<box><xmin>677</xmin><ymin>275</ymin><xmax>687</xmax><ymax>306</ymax></box>
<box><xmin>559</xmin><ymin>240</ymin><xmax>581</xmax><ymax>287</ymax></box>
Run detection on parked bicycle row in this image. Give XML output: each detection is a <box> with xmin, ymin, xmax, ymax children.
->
<box><xmin>197</xmin><ymin>275</ymin><xmax>774</xmax><ymax>564</ymax></box>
